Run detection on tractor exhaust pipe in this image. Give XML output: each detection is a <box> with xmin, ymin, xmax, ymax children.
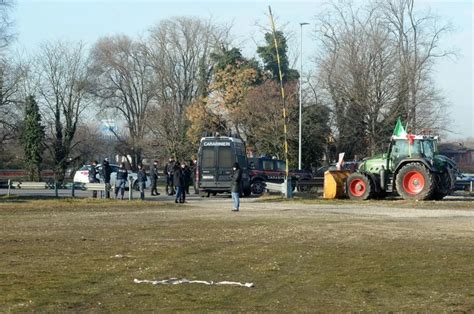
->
<box><xmin>379</xmin><ymin>166</ymin><xmax>386</xmax><ymax>191</ymax></box>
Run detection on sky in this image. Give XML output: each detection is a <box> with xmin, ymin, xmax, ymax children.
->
<box><xmin>10</xmin><ymin>0</ymin><xmax>474</xmax><ymax>140</ymax></box>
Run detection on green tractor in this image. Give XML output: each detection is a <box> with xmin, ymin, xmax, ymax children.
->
<box><xmin>346</xmin><ymin>135</ymin><xmax>459</xmax><ymax>201</ymax></box>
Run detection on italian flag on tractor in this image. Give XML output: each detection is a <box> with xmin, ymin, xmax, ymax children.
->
<box><xmin>346</xmin><ymin>118</ymin><xmax>459</xmax><ymax>201</ymax></box>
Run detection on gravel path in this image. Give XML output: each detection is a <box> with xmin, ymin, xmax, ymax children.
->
<box><xmin>188</xmin><ymin>196</ymin><xmax>474</xmax><ymax>219</ymax></box>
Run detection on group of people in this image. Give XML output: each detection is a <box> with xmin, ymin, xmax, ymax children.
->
<box><xmin>88</xmin><ymin>159</ymin><xmax>129</xmax><ymax>200</ymax></box>
<box><xmin>87</xmin><ymin>158</ymin><xmax>242</xmax><ymax>211</ymax></box>
<box><xmin>136</xmin><ymin>159</ymin><xmax>194</xmax><ymax>202</ymax></box>
<box><xmin>87</xmin><ymin>158</ymin><xmax>194</xmax><ymax>202</ymax></box>
<box><xmin>164</xmin><ymin>158</ymin><xmax>193</xmax><ymax>203</ymax></box>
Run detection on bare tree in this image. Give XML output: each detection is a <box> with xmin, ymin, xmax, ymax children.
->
<box><xmin>89</xmin><ymin>35</ymin><xmax>155</xmax><ymax>169</ymax></box>
<box><xmin>35</xmin><ymin>41</ymin><xmax>91</xmax><ymax>182</ymax></box>
<box><xmin>0</xmin><ymin>57</ymin><xmax>27</xmax><ymax>144</ymax></box>
<box><xmin>0</xmin><ymin>0</ymin><xmax>17</xmax><ymax>143</ymax></box>
<box><xmin>314</xmin><ymin>0</ymin><xmax>452</xmax><ymax>158</ymax></box>
<box><xmin>0</xmin><ymin>0</ymin><xmax>15</xmax><ymax>50</ymax></box>
<box><xmin>315</xmin><ymin>2</ymin><xmax>399</xmax><ymax>156</ymax></box>
<box><xmin>379</xmin><ymin>0</ymin><xmax>453</xmax><ymax>130</ymax></box>
<box><xmin>147</xmin><ymin>17</ymin><xmax>232</xmax><ymax>159</ymax></box>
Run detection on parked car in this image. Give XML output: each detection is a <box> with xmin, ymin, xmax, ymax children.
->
<box><xmin>73</xmin><ymin>164</ymin><xmax>151</xmax><ymax>190</ymax></box>
<box><xmin>247</xmin><ymin>157</ymin><xmax>313</xmax><ymax>195</ymax></box>
<box><xmin>455</xmin><ymin>173</ymin><xmax>474</xmax><ymax>191</ymax></box>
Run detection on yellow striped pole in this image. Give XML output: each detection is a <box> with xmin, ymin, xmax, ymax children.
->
<box><xmin>268</xmin><ymin>6</ymin><xmax>289</xmax><ymax>179</ymax></box>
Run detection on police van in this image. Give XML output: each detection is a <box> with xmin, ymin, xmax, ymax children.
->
<box><xmin>196</xmin><ymin>136</ymin><xmax>251</xmax><ymax>196</ymax></box>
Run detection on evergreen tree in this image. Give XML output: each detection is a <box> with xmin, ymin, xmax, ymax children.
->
<box><xmin>211</xmin><ymin>47</ymin><xmax>263</xmax><ymax>84</ymax></box>
<box><xmin>257</xmin><ymin>31</ymin><xmax>299</xmax><ymax>82</ymax></box>
<box><xmin>20</xmin><ymin>95</ymin><xmax>44</xmax><ymax>181</ymax></box>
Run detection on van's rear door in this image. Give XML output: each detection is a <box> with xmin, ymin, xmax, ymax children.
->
<box><xmin>200</xmin><ymin>146</ymin><xmax>217</xmax><ymax>183</ymax></box>
<box><xmin>217</xmin><ymin>146</ymin><xmax>233</xmax><ymax>183</ymax></box>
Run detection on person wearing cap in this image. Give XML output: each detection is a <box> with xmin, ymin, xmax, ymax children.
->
<box><xmin>230</xmin><ymin>162</ymin><xmax>242</xmax><ymax>212</ymax></box>
<box><xmin>150</xmin><ymin>160</ymin><xmax>160</xmax><ymax>196</ymax></box>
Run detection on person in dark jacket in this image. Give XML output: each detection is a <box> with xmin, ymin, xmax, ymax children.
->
<box><xmin>190</xmin><ymin>159</ymin><xmax>198</xmax><ymax>194</ymax></box>
<box><xmin>100</xmin><ymin>159</ymin><xmax>112</xmax><ymax>198</ymax></box>
<box><xmin>173</xmin><ymin>162</ymin><xmax>185</xmax><ymax>203</ymax></box>
<box><xmin>137</xmin><ymin>163</ymin><xmax>147</xmax><ymax>200</ymax></box>
<box><xmin>164</xmin><ymin>158</ymin><xmax>175</xmax><ymax>195</ymax></box>
<box><xmin>183</xmin><ymin>163</ymin><xmax>192</xmax><ymax>195</ymax></box>
<box><xmin>150</xmin><ymin>160</ymin><xmax>160</xmax><ymax>196</ymax></box>
<box><xmin>230</xmin><ymin>162</ymin><xmax>242</xmax><ymax>211</ymax></box>
<box><xmin>88</xmin><ymin>160</ymin><xmax>99</xmax><ymax>198</ymax></box>
<box><xmin>115</xmin><ymin>162</ymin><xmax>128</xmax><ymax>200</ymax></box>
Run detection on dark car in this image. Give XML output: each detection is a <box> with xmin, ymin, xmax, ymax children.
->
<box><xmin>248</xmin><ymin>157</ymin><xmax>312</xmax><ymax>195</ymax></box>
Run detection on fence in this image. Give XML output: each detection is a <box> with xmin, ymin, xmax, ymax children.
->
<box><xmin>6</xmin><ymin>178</ymin><xmax>139</xmax><ymax>200</ymax></box>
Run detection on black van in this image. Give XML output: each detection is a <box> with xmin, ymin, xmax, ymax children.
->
<box><xmin>196</xmin><ymin>136</ymin><xmax>251</xmax><ymax>196</ymax></box>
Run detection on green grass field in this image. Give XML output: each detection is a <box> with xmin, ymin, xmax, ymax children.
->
<box><xmin>1</xmin><ymin>198</ymin><xmax>473</xmax><ymax>312</ymax></box>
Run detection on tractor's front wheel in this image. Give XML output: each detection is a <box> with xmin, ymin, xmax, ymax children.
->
<box><xmin>346</xmin><ymin>173</ymin><xmax>373</xmax><ymax>200</ymax></box>
<box><xmin>395</xmin><ymin>163</ymin><xmax>435</xmax><ymax>200</ymax></box>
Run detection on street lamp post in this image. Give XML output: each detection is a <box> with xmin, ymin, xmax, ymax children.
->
<box><xmin>299</xmin><ymin>22</ymin><xmax>309</xmax><ymax>170</ymax></box>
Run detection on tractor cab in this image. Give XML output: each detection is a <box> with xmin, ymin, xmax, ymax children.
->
<box><xmin>388</xmin><ymin>135</ymin><xmax>438</xmax><ymax>171</ymax></box>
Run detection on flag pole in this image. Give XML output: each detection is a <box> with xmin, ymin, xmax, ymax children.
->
<box><xmin>268</xmin><ymin>6</ymin><xmax>291</xmax><ymax>198</ymax></box>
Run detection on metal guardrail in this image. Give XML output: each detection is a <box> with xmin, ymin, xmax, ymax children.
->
<box><xmin>264</xmin><ymin>177</ymin><xmax>325</xmax><ymax>195</ymax></box>
<box><xmin>7</xmin><ymin>180</ymin><xmax>56</xmax><ymax>197</ymax></box>
<box><xmin>264</xmin><ymin>182</ymin><xmax>286</xmax><ymax>194</ymax></box>
<box><xmin>455</xmin><ymin>180</ymin><xmax>473</xmax><ymax>195</ymax></box>
<box><xmin>295</xmin><ymin>178</ymin><xmax>324</xmax><ymax>192</ymax></box>
<box><xmin>6</xmin><ymin>178</ymin><xmax>139</xmax><ymax>200</ymax></box>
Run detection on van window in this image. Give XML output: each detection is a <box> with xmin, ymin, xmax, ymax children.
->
<box><xmin>202</xmin><ymin>147</ymin><xmax>215</xmax><ymax>168</ymax></box>
<box><xmin>235</xmin><ymin>143</ymin><xmax>245</xmax><ymax>156</ymax></box>
<box><xmin>263</xmin><ymin>160</ymin><xmax>274</xmax><ymax>170</ymax></box>
<box><xmin>276</xmin><ymin>161</ymin><xmax>286</xmax><ymax>171</ymax></box>
<box><xmin>218</xmin><ymin>146</ymin><xmax>233</xmax><ymax>168</ymax></box>
<box><xmin>238</xmin><ymin>155</ymin><xmax>247</xmax><ymax>169</ymax></box>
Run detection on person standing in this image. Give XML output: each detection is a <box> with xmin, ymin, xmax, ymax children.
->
<box><xmin>88</xmin><ymin>160</ymin><xmax>99</xmax><ymax>198</ymax></box>
<box><xmin>183</xmin><ymin>163</ymin><xmax>192</xmax><ymax>195</ymax></box>
<box><xmin>173</xmin><ymin>162</ymin><xmax>185</xmax><ymax>203</ymax></box>
<box><xmin>115</xmin><ymin>162</ymin><xmax>128</xmax><ymax>200</ymax></box>
<box><xmin>164</xmin><ymin>158</ymin><xmax>175</xmax><ymax>195</ymax></box>
<box><xmin>150</xmin><ymin>160</ymin><xmax>160</xmax><ymax>196</ymax></box>
<box><xmin>190</xmin><ymin>159</ymin><xmax>199</xmax><ymax>194</ymax></box>
<box><xmin>101</xmin><ymin>159</ymin><xmax>112</xmax><ymax>199</ymax></box>
<box><xmin>230</xmin><ymin>162</ymin><xmax>242</xmax><ymax>212</ymax></box>
<box><xmin>137</xmin><ymin>164</ymin><xmax>147</xmax><ymax>200</ymax></box>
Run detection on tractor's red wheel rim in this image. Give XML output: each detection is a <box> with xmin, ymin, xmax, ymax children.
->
<box><xmin>349</xmin><ymin>179</ymin><xmax>366</xmax><ymax>197</ymax></box>
<box><xmin>403</xmin><ymin>171</ymin><xmax>425</xmax><ymax>195</ymax></box>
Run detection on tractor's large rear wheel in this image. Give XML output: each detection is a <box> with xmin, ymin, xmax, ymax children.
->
<box><xmin>347</xmin><ymin>173</ymin><xmax>373</xmax><ymax>200</ymax></box>
<box><xmin>432</xmin><ymin>171</ymin><xmax>451</xmax><ymax>200</ymax></box>
<box><xmin>395</xmin><ymin>163</ymin><xmax>435</xmax><ymax>200</ymax></box>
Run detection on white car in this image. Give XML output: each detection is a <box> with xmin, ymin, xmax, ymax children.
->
<box><xmin>73</xmin><ymin>164</ymin><xmax>151</xmax><ymax>190</ymax></box>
